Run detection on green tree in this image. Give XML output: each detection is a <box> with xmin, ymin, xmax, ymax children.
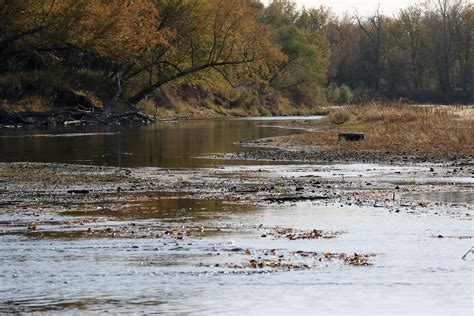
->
<box><xmin>264</xmin><ymin>1</ymin><xmax>331</xmax><ymax>103</ymax></box>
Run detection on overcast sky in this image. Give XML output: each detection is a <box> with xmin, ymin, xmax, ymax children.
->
<box><xmin>264</xmin><ymin>0</ymin><xmax>422</xmax><ymax>16</ymax></box>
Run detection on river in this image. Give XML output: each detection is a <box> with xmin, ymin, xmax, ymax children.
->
<box><xmin>0</xmin><ymin>117</ymin><xmax>472</xmax><ymax>315</ymax></box>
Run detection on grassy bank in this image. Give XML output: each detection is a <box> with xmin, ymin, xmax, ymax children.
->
<box><xmin>279</xmin><ymin>103</ymin><xmax>473</xmax><ymax>159</ymax></box>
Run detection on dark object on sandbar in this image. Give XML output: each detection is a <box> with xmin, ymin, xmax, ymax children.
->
<box><xmin>67</xmin><ymin>189</ymin><xmax>90</xmax><ymax>195</ymax></box>
<box><xmin>338</xmin><ymin>132</ymin><xmax>365</xmax><ymax>141</ymax></box>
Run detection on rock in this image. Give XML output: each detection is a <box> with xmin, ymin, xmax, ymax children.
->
<box><xmin>338</xmin><ymin>132</ymin><xmax>365</xmax><ymax>141</ymax></box>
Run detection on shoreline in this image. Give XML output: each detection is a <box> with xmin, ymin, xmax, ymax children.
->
<box><xmin>1</xmin><ymin>157</ymin><xmax>471</xmax><ymax>218</ymax></box>
<box><xmin>228</xmin><ymin>137</ymin><xmax>474</xmax><ymax>165</ymax></box>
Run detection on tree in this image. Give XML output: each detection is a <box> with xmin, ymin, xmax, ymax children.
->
<box><xmin>452</xmin><ymin>2</ymin><xmax>473</xmax><ymax>93</ymax></box>
<box><xmin>424</xmin><ymin>0</ymin><xmax>471</xmax><ymax>95</ymax></box>
<box><xmin>0</xmin><ymin>1</ymin><xmax>170</xmax><ymax>70</ymax></box>
<box><xmin>326</xmin><ymin>16</ymin><xmax>362</xmax><ymax>88</ymax></box>
<box><xmin>263</xmin><ymin>1</ymin><xmax>331</xmax><ymax>103</ymax></box>
<box><xmin>355</xmin><ymin>8</ymin><xmax>385</xmax><ymax>92</ymax></box>
<box><xmin>396</xmin><ymin>6</ymin><xmax>429</xmax><ymax>90</ymax></box>
<box><xmin>125</xmin><ymin>0</ymin><xmax>284</xmax><ymax>105</ymax></box>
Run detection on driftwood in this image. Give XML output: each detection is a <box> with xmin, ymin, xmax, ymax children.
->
<box><xmin>0</xmin><ymin>106</ymin><xmax>156</xmax><ymax>127</ymax></box>
<box><xmin>462</xmin><ymin>247</ymin><xmax>473</xmax><ymax>260</ymax></box>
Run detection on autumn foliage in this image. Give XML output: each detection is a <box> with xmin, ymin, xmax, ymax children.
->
<box><xmin>0</xmin><ymin>0</ymin><xmax>472</xmax><ymax>116</ymax></box>
<box><xmin>0</xmin><ymin>0</ymin><xmax>285</xmax><ymax>112</ymax></box>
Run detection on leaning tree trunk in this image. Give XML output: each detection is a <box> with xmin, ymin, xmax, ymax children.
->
<box><xmin>105</xmin><ymin>74</ymin><xmax>122</xmax><ymax>114</ymax></box>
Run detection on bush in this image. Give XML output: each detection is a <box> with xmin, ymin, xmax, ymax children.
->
<box><xmin>258</xmin><ymin>106</ymin><xmax>272</xmax><ymax>116</ymax></box>
<box><xmin>201</xmin><ymin>98</ymin><xmax>215</xmax><ymax>110</ymax></box>
<box><xmin>339</xmin><ymin>84</ymin><xmax>353</xmax><ymax>104</ymax></box>
<box><xmin>328</xmin><ymin>110</ymin><xmax>351</xmax><ymax>125</ymax></box>
<box><xmin>232</xmin><ymin>89</ymin><xmax>261</xmax><ymax>109</ymax></box>
<box><xmin>326</xmin><ymin>82</ymin><xmax>340</xmax><ymax>103</ymax></box>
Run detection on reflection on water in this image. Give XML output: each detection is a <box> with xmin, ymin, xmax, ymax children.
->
<box><xmin>1</xmin><ymin>204</ymin><xmax>472</xmax><ymax>314</ymax></box>
<box><xmin>62</xmin><ymin>196</ymin><xmax>252</xmax><ymax>221</ymax></box>
<box><xmin>0</xmin><ymin>118</ymin><xmax>318</xmax><ymax>168</ymax></box>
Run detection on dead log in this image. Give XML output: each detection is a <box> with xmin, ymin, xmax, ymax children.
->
<box><xmin>1</xmin><ymin>106</ymin><xmax>156</xmax><ymax>126</ymax></box>
<box><xmin>338</xmin><ymin>132</ymin><xmax>365</xmax><ymax>141</ymax></box>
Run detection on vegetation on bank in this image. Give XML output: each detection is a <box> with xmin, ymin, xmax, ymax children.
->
<box><xmin>281</xmin><ymin>103</ymin><xmax>474</xmax><ymax>158</ymax></box>
<box><xmin>0</xmin><ymin>0</ymin><xmax>472</xmax><ymax>123</ymax></box>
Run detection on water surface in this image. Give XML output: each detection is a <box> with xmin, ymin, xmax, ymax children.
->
<box><xmin>1</xmin><ymin>117</ymin><xmax>472</xmax><ymax>315</ymax></box>
<box><xmin>0</xmin><ymin>118</ymin><xmax>319</xmax><ymax>168</ymax></box>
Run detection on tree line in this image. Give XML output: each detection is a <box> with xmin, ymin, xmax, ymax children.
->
<box><xmin>0</xmin><ymin>0</ymin><xmax>472</xmax><ymax>116</ymax></box>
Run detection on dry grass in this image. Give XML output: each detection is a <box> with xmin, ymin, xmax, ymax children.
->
<box><xmin>283</xmin><ymin>103</ymin><xmax>474</xmax><ymax>158</ymax></box>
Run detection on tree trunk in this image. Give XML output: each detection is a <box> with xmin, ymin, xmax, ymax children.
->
<box><xmin>105</xmin><ymin>75</ymin><xmax>122</xmax><ymax>114</ymax></box>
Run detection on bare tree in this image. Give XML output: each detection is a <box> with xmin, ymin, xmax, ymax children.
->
<box><xmin>355</xmin><ymin>8</ymin><xmax>384</xmax><ymax>92</ymax></box>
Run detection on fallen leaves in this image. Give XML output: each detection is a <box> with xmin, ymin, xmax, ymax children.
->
<box><xmin>198</xmin><ymin>249</ymin><xmax>376</xmax><ymax>271</ymax></box>
<box><xmin>265</xmin><ymin>227</ymin><xmax>344</xmax><ymax>240</ymax></box>
<box><xmin>324</xmin><ymin>252</ymin><xmax>376</xmax><ymax>266</ymax></box>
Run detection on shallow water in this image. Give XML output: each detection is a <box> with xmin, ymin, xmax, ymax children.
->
<box><xmin>403</xmin><ymin>191</ymin><xmax>474</xmax><ymax>204</ymax></box>
<box><xmin>1</xmin><ymin>117</ymin><xmax>473</xmax><ymax>315</ymax></box>
<box><xmin>0</xmin><ymin>117</ymin><xmax>320</xmax><ymax>168</ymax></box>
<box><xmin>1</xmin><ymin>203</ymin><xmax>472</xmax><ymax>314</ymax></box>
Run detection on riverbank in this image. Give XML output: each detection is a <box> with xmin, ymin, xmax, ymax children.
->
<box><xmin>222</xmin><ymin>103</ymin><xmax>473</xmax><ymax>164</ymax></box>
<box><xmin>0</xmin><ymin>84</ymin><xmax>330</xmax><ymax>128</ymax></box>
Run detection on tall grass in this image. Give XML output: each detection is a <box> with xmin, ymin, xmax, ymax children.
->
<box><xmin>284</xmin><ymin>103</ymin><xmax>473</xmax><ymax>157</ymax></box>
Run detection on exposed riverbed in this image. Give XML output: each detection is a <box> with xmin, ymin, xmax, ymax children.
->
<box><xmin>0</xmin><ymin>118</ymin><xmax>472</xmax><ymax>314</ymax></box>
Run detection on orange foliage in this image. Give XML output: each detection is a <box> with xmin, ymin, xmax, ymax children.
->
<box><xmin>1</xmin><ymin>0</ymin><xmax>173</xmax><ymax>65</ymax></box>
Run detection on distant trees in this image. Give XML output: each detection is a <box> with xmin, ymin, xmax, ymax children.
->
<box><xmin>0</xmin><ymin>0</ymin><xmax>472</xmax><ymax>114</ymax></box>
<box><xmin>355</xmin><ymin>8</ymin><xmax>385</xmax><ymax>92</ymax></box>
<box><xmin>327</xmin><ymin>0</ymin><xmax>472</xmax><ymax>103</ymax></box>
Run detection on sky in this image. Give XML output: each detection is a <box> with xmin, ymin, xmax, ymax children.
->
<box><xmin>264</xmin><ymin>0</ymin><xmax>422</xmax><ymax>16</ymax></box>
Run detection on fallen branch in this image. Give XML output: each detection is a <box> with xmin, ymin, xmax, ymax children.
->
<box><xmin>461</xmin><ymin>247</ymin><xmax>473</xmax><ymax>260</ymax></box>
<box><xmin>0</xmin><ymin>107</ymin><xmax>156</xmax><ymax>126</ymax></box>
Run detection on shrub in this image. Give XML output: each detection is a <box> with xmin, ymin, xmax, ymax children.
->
<box><xmin>339</xmin><ymin>84</ymin><xmax>353</xmax><ymax>104</ymax></box>
<box><xmin>232</xmin><ymin>89</ymin><xmax>261</xmax><ymax>109</ymax></box>
<box><xmin>258</xmin><ymin>106</ymin><xmax>272</xmax><ymax>116</ymax></box>
<box><xmin>328</xmin><ymin>110</ymin><xmax>351</xmax><ymax>125</ymax></box>
<box><xmin>326</xmin><ymin>82</ymin><xmax>341</xmax><ymax>103</ymax></box>
<box><xmin>201</xmin><ymin>98</ymin><xmax>215</xmax><ymax>110</ymax></box>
